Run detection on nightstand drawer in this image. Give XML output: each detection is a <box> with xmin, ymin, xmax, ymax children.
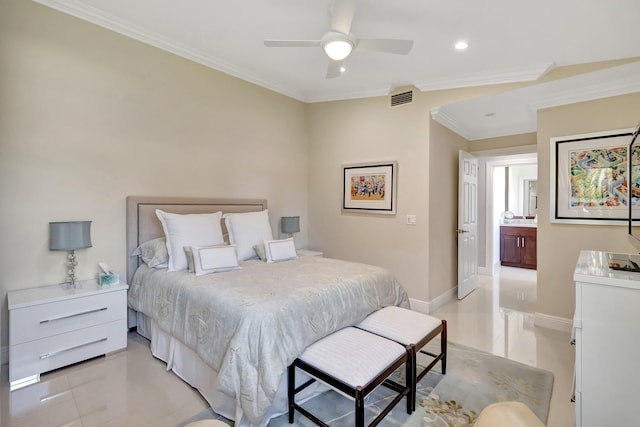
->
<box><xmin>9</xmin><ymin>319</ymin><xmax>127</xmax><ymax>384</ymax></box>
<box><xmin>10</xmin><ymin>290</ymin><xmax>126</xmax><ymax>345</ymax></box>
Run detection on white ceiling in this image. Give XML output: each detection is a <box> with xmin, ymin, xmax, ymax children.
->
<box><xmin>35</xmin><ymin>0</ymin><xmax>640</xmax><ymax>139</ymax></box>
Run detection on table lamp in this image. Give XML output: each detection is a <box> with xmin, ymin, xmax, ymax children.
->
<box><xmin>281</xmin><ymin>216</ymin><xmax>300</xmax><ymax>238</ymax></box>
<box><xmin>49</xmin><ymin>221</ymin><xmax>92</xmax><ymax>287</ymax></box>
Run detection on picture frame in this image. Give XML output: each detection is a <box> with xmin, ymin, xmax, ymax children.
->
<box><xmin>342</xmin><ymin>161</ymin><xmax>397</xmax><ymax>215</ymax></box>
<box><xmin>550</xmin><ymin>128</ymin><xmax>635</xmax><ymax>224</ymax></box>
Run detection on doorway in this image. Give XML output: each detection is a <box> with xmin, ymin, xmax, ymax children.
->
<box><xmin>476</xmin><ymin>150</ymin><xmax>537</xmax><ymax>276</ymax></box>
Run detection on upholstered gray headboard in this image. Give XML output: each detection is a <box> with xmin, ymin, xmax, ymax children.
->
<box><xmin>126</xmin><ymin>196</ymin><xmax>267</xmax><ymax>283</ymax></box>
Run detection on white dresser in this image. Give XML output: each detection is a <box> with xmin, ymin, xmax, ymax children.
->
<box><xmin>573</xmin><ymin>250</ymin><xmax>640</xmax><ymax>426</ymax></box>
<box><xmin>8</xmin><ymin>280</ymin><xmax>128</xmax><ymax>390</ymax></box>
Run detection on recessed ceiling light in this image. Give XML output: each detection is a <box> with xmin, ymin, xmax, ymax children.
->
<box><xmin>340</xmin><ymin>66</ymin><xmax>346</xmax><ymax>73</ymax></box>
<box><xmin>455</xmin><ymin>40</ymin><xmax>468</xmax><ymax>50</ymax></box>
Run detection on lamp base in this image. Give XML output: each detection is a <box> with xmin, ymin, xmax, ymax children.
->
<box><xmin>66</xmin><ymin>250</ymin><xmax>78</xmax><ymax>287</ymax></box>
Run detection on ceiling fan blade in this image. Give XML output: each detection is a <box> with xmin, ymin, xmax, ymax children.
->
<box><xmin>264</xmin><ymin>40</ymin><xmax>321</xmax><ymax>48</ymax></box>
<box><xmin>326</xmin><ymin>59</ymin><xmax>344</xmax><ymax>79</ymax></box>
<box><xmin>356</xmin><ymin>38</ymin><xmax>414</xmax><ymax>55</ymax></box>
<box><xmin>330</xmin><ymin>0</ymin><xmax>356</xmax><ymax>35</ymax></box>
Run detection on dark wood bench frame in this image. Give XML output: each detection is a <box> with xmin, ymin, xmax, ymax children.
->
<box><xmin>288</xmin><ymin>343</ymin><xmax>412</xmax><ymax>427</ymax></box>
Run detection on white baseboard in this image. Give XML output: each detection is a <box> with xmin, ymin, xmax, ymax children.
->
<box><xmin>534</xmin><ymin>312</ymin><xmax>573</xmax><ymax>332</ymax></box>
<box><xmin>409</xmin><ymin>286</ymin><xmax>457</xmax><ymax>314</ymax></box>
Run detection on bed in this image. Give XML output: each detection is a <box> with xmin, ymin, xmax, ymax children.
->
<box><xmin>125</xmin><ymin>196</ymin><xmax>410</xmax><ymax>426</ymax></box>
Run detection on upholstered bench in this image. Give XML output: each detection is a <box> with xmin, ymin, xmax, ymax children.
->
<box><xmin>288</xmin><ymin>327</ymin><xmax>412</xmax><ymax>427</ymax></box>
<box><xmin>356</xmin><ymin>306</ymin><xmax>447</xmax><ymax>411</ymax></box>
<box><xmin>475</xmin><ymin>401</ymin><xmax>545</xmax><ymax>427</ymax></box>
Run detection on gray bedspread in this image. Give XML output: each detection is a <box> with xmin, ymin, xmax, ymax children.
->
<box><xmin>127</xmin><ymin>256</ymin><xmax>409</xmax><ymax>426</ymax></box>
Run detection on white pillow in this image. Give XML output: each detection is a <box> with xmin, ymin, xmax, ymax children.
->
<box><xmin>189</xmin><ymin>244</ymin><xmax>240</xmax><ymax>276</ymax></box>
<box><xmin>223</xmin><ymin>210</ymin><xmax>273</xmax><ymax>261</ymax></box>
<box><xmin>264</xmin><ymin>238</ymin><xmax>297</xmax><ymax>263</ymax></box>
<box><xmin>155</xmin><ymin>210</ymin><xmax>225</xmax><ymax>271</ymax></box>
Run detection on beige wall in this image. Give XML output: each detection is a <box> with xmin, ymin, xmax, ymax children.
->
<box><xmin>307</xmin><ymin>93</ymin><xmax>431</xmax><ymax>302</ymax></box>
<box><xmin>0</xmin><ymin>0</ymin><xmax>309</xmax><ymax>349</ymax></box>
<box><xmin>536</xmin><ymin>93</ymin><xmax>640</xmax><ymax>320</ymax></box>
<box><xmin>428</xmin><ymin>122</ymin><xmax>469</xmax><ymax>300</ymax></box>
<box><xmin>307</xmin><ymin>87</ymin><xmax>534</xmax><ymax>305</ymax></box>
<box><xmin>471</xmin><ymin>132</ymin><xmax>537</xmax><ymax>152</ymax></box>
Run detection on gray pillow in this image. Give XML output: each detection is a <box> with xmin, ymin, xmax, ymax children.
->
<box><xmin>132</xmin><ymin>237</ymin><xmax>169</xmax><ymax>268</ymax></box>
<box><xmin>253</xmin><ymin>243</ymin><xmax>267</xmax><ymax>261</ymax></box>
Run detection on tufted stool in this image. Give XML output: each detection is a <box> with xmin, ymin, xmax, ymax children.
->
<box><xmin>288</xmin><ymin>327</ymin><xmax>412</xmax><ymax>427</ymax></box>
<box><xmin>475</xmin><ymin>401</ymin><xmax>545</xmax><ymax>427</ymax></box>
<box><xmin>184</xmin><ymin>420</ymin><xmax>229</xmax><ymax>427</ymax></box>
<box><xmin>356</xmin><ymin>306</ymin><xmax>447</xmax><ymax>411</ymax></box>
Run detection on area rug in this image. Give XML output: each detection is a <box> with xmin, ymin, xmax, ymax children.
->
<box><xmin>181</xmin><ymin>342</ymin><xmax>554</xmax><ymax>427</ymax></box>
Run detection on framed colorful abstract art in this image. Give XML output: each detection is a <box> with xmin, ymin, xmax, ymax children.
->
<box><xmin>342</xmin><ymin>161</ymin><xmax>397</xmax><ymax>215</ymax></box>
<box><xmin>550</xmin><ymin>128</ymin><xmax>636</xmax><ymax>224</ymax></box>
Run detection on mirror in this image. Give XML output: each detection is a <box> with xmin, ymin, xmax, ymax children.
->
<box><xmin>505</xmin><ymin>164</ymin><xmax>537</xmax><ymax>217</ymax></box>
<box><xmin>523</xmin><ymin>179</ymin><xmax>538</xmax><ymax>216</ymax></box>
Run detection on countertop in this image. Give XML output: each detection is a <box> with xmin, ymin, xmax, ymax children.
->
<box><xmin>500</xmin><ymin>221</ymin><xmax>537</xmax><ymax>228</ymax></box>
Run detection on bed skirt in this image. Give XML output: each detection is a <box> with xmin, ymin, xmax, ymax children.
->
<box><xmin>134</xmin><ymin>311</ymin><xmax>325</xmax><ymax>427</ymax></box>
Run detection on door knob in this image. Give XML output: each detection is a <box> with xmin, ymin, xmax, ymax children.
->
<box><xmin>456</xmin><ymin>229</ymin><xmax>469</xmax><ymax>234</ymax></box>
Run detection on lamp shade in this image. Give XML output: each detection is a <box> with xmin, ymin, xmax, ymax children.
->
<box><xmin>281</xmin><ymin>216</ymin><xmax>300</xmax><ymax>234</ymax></box>
<box><xmin>49</xmin><ymin>221</ymin><xmax>92</xmax><ymax>250</ymax></box>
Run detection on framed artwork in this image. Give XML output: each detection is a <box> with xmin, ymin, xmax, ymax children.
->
<box><xmin>342</xmin><ymin>161</ymin><xmax>397</xmax><ymax>215</ymax></box>
<box><xmin>550</xmin><ymin>128</ymin><xmax>636</xmax><ymax>224</ymax></box>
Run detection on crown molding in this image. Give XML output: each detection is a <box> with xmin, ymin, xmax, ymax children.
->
<box><xmin>431</xmin><ymin>107</ymin><xmax>537</xmax><ymax>141</ymax></box>
<box><xmin>529</xmin><ymin>62</ymin><xmax>640</xmax><ymax>110</ymax></box>
<box><xmin>431</xmin><ymin>61</ymin><xmax>640</xmax><ymax>140</ymax></box>
<box><xmin>415</xmin><ymin>62</ymin><xmax>556</xmax><ymax>92</ymax></box>
<box><xmin>430</xmin><ymin>107</ymin><xmax>475</xmax><ymax>140</ymax></box>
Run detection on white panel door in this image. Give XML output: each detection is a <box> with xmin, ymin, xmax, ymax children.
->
<box><xmin>457</xmin><ymin>150</ymin><xmax>478</xmax><ymax>299</ymax></box>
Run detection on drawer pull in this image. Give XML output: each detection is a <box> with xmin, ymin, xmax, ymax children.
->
<box><xmin>40</xmin><ymin>307</ymin><xmax>108</xmax><ymax>324</ymax></box>
<box><xmin>40</xmin><ymin>337</ymin><xmax>107</xmax><ymax>359</ymax></box>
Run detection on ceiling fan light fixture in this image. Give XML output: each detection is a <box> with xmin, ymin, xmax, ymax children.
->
<box><xmin>322</xmin><ymin>33</ymin><xmax>354</xmax><ymax>60</ymax></box>
<box><xmin>323</xmin><ymin>39</ymin><xmax>353</xmax><ymax>60</ymax></box>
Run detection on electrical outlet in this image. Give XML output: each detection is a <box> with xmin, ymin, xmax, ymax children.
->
<box><xmin>406</xmin><ymin>214</ymin><xmax>417</xmax><ymax>225</ymax></box>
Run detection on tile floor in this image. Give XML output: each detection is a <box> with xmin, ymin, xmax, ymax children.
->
<box><xmin>430</xmin><ymin>267</ymin><xmax>575</xmax><ymax>427</ymax></box>
<box><xmin>0</xmin><ymin>266</ymin><xmax>574</xmax><ymax>426</ymax></box>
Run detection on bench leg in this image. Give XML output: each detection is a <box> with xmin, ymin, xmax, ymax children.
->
<box><xmin>288</xmin><ymin>364</ymin><xmax>295</xmax><ymax>423</ymax></box>
<box><xmin>407</xmin><ymin>347</ymin><xmax>414</xmax><ymax>414</ymax></box>
<box><xmin>355</xmin><ymin>387</ymin><xmax>365</xmax><ymax>427</ymax></box>
<box><xmin>441</xmin><ymin>320</ymin><xmax>447</xmax><ymax>375</ymax></box>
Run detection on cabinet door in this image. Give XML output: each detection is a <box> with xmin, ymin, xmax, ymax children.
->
<box><xmin>520</xmin><ymin>232</ymin><xmax>537</xmax><ymax>268</ymax></box>
<box><xmin>500</xmin><ymin>233</ymin><xmax>521</xmax><ymax>265</ymax></box>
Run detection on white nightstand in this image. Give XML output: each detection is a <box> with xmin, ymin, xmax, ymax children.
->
<box><xmin>297</xmin><ymin>249</ymin><xmax>324</xmax><ymax>257</ymax></box>
<box><xmin>8</xmin><ymin>279</ymin><xmax>128</xmax><ymax>390</ymax></box>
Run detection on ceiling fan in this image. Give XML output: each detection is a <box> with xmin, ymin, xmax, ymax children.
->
<box><xmin>264</xmin><ymin>0</ymin><xmax>414</xmax><ymax>79</ymax></box>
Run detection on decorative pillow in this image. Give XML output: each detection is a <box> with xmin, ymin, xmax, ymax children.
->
<box><xmin>131</xmin><ymin>237</ymin><xmax>169</xmax><ymax>268</ymax></box>
<box><xmin>253</xmin><ymin>243</ymin><xmax>267</xmax><ymax>261</ymax></box>
<box><xmin>263</xmin><ymin>238</ymin><xmax>297</xmax><ymax>263</ymax></box>
<box><xmin>223</xmin><ymin>210</ymin><xmax>273</xmax><ymax>261</ymax></box>
<box><xmin>155</xmin><ymin>209</ymin><xmax>225</xmax><ymax>271</ymax></box>
<box><xmin>184</xmin><ymin>246</ymin><xmax>195</xmax><ymax>273</ymax></box>
<box><xmin>188</xmin><ymin>244</ymin><xmax>240</xmax><ymax>276</ymax></box>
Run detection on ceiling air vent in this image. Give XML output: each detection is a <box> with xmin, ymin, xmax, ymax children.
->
<box><xmin>390</xmin><ymin>90</ymin><xmax>413</xmax><ymax>107</ymax></box>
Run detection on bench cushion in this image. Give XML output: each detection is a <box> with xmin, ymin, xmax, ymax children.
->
<box><xmin>357</xmin><ymin>306</ymin><xmax>442</xmax><ymax>345</ymax></box>
<box><xmin>298</xmin><ymin>327</ymin><xmax>405</xmax><ymax>388</ymax></box>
